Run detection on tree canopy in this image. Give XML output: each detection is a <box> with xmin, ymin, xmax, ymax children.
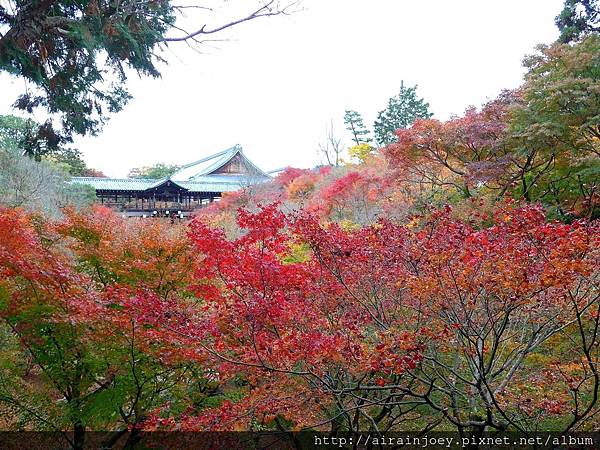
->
<box><xmin>343</xmin><ymin>110</ymin><xmax>371</xmax><ymax>146</ymax></box>
<box><xmin>555</xmin><ymin>0</ymin><xmax>599</xmax><ymax>42</ymax></box>
<box><xmin>373</xmin><ymin>81</ymin><xmax>432</xmax><ymax>146</ymax></box>
<box><xmin>1</xmin><ymin>1</ymin><xmax>600</xmax><ymax>446</ymax></box>
<box><xmin>128</xmin><ymin>162</ymin><xmax>181</xmax><ymax>179</ymax></box>
<box><xmin>0</xmin><ymin>114</ymin><xmax>103</xmax><ymax>176</ymax></box>
<box><xmin>0</xmin><ymin>1</ymin><xmax>297</xmax><ymax>151</ymax></box>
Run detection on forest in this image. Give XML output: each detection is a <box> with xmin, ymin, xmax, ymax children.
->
<box><xmin>0</xmin><ymin>0</ymin><xmax>599</xmax><ymax>448</ymax></box>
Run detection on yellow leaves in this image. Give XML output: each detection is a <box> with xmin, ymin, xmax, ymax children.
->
<box><xmin>282</xmin><ymin>242</ymin><xmax>311</xmax><ymax>264</ymax></box>
<box><xmin>339</xmin><ymin>219</ymin><xmax>360</xmax><ymax>232</ymax></box>
<box><xmin>348</xmin><ymin>143</ymin><xmax>374</xmax><ymax>163</ymax></box>
<box><xmin>405</xmin><ymin>217</ymin><xmax>420</xmax><ymax>229</ymax></box>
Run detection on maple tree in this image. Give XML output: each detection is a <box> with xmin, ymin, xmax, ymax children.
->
<box><xmin>0</xmin><ymin>207</ymin><xmax>210</xmax><ymax>448</ymax></box>
<box><xmin>0</xmin><ymin>207</ymin><xmax>113</xmax><ymax>447</ymax></box>
<box><xmin>0</xmin><ymin>198</ymin><xmax>599</xmax><ymax>440</ymax></box>
<box><xmin>1</xmin><ymin>4</ymin><xmax>600</xmax><ymax>444</ymax></box>
<box><xmin>311</xmin><ymin>170</ymin><xmax>386</xmax><ymax>225</ymax></box>
<box><xmin>382</xmin><ymin>34</ymin><xmax>600</xmax><ymax>220</ymax></box>
<box><xmin>76</xmin><ymin>201</ymin><xmax>594</xmax><ymax>437</ymax></box>
<box><xmin>403</xmin><ymin>203</ymin><xmax>600</xmax><ymax>434</ymax></box>
<box><xmin>511</xmin><ymin>34</ymin><xmax>600</xmax><ymax>218</ymax></box>
<box><xmin>385</xmin><ymin>92</ymin><xmax>515</xmax><ymax>200</ymax></box>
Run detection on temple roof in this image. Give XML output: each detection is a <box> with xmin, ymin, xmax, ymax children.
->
<box><xmin>70</xmin><ymin>176</ymin><xmax>249</xmax><ymax>193</ymax></box>
<box><xmin>171</xmin><ymin>144</ymin><xmax>269</xmax><ymax>182</ymax></box>
<box><xmin>71</xmin><ymin>145</ymin><xmax>270</xmax><ymax>193</ymax></box>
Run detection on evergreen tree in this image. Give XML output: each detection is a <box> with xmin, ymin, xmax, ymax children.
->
<box><xmin>0</xmin><ymin>114</ymin><xmax>68</xmax><ymax>159</ymax></box>
<box><xmin>555</xmin><ymin>0</ymin><xmax>599</xmax><ymax>43</ymax></box>
<box><xmin>343</xmin><ymin>110</ymin><xmax>371</xmax><ymax>146</ymax></box>
<box><xmin>374</xmin><ymin>81</ymin><xmax>432</xmax><ymax>146</ymax></box>
<box><xmin>48</xmin><ymin>148</ymin><xmax>89</xmax><ymax>176</ymax></box>
<box><xmin>0</xmin><ymin>1</ymin><xmax>295</xmax><ymax>151</ymax></box>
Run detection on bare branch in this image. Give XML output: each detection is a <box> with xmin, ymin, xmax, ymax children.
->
<box><xmin>164</xmin><ymin>1</ymin><xmax>300</xmax><ymax>42</ymax></box>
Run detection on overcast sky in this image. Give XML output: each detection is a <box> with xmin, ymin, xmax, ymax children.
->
<box><xmin>0</xmin><ymin>0</ymin><xmax>563</xmax><ymax>177</ymax></box>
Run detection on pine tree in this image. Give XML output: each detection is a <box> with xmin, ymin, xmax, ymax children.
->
<box><xmin>374</xmin><ymin>81</ymin><xmax>432</xmax><ymax>146</ymax></box>
<box><xmin>555</xmin><ymin>0</ymin><xmax>599</xmax><ymax>43</ymax></box>
<box><xmin>343</xmin><ymin>110</ymin><xmax>371</xmax><ymax>146</ymax></box>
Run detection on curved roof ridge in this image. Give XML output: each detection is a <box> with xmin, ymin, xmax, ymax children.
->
<box><xmin>170</xmin><ymin>145</ymin><xmax>241</xmax><ymax>181</ymax></box>
<box><xmin>189</xmin><ymin>148</ymin><xmax>241</xmax><ymax>179</ymax></box>
<box><xmin>146</xmin><ymin>177</ymin><xmax>182</xmax><ymax>189</ymax></box>
<box><xmin>171</xmin><ymin>144</ymin><xmax>272</xmax><ymax>181</ymax></box>
<box><xmin>175</xmin><ymin>145</ymin><xmax>239</xmax><ymax>172</ymax></box>
<box><xmin>236</xmin><ymin>149</ymin><xmax>270</xmax><ymax>179</ymax></box>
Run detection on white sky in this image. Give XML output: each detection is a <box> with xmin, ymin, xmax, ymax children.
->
<box><xmin>0</xmin><ymin>0</ymin><xmax>563</xmax><ymax>177</ymax></box>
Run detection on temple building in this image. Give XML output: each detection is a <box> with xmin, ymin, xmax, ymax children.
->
<box><xmin>71</xmin><ymin>145</ymin><xmax>270</xmax><ymax>218</ymax></box>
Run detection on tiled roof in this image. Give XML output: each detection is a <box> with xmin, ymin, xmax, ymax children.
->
<box><xmin>70</xmin><ymin>176</ymin><xmax>249</xmax><ymax>193</ymax></box>
<box><xmin>71</xmin><ymin>177</ymin><xmax>156</xmax><ymax>191</ymax></box>
<box><xmin>171</xmin><ymin>144</ymin><xmax>269</xmax><ymax>181</ymax></box>
<box><xmin>71</xmin><ymin>146</ymin><xmax>270</xmax><ymax>193</ymax></box>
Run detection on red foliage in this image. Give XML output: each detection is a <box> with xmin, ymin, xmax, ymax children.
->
<box><xmin>81</xmin><ymin>168</ymin><xmax>107</xmax><ymax>177</ymax></box>
<box><xmin>385</xmin><ymin>91</ymin><xmax>519</xmax><ymax>190</ymax></box>
<box><xmin>122</xmin><ymin>201</ymin><xmax>600</xmax><ymax>431</ymax></box>
<box><xmin>275</xmin><ymin>167</ymin><xmax>313</xmax><ymax>186</ymax></box>
<box><xmin>1</xmin><ymin>199</ymin><xmax>599</xmax><ymax>433</ymax></box>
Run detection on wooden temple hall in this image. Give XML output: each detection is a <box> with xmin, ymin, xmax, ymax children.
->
<box><xmin>71</xmin><ymin>145</ymin><xmax>270</xmax><ymax>218</ymax></box>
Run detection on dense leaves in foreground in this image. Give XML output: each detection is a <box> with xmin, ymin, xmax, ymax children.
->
<box><xmin>0</xmin><ymin>4</ymin><xmax>599</xmax><ymax>446</ymax></box>
<box><xmin>0</xmin><ymin>201</ymin><xmax>599</xmax><ymax>442</ymax></box>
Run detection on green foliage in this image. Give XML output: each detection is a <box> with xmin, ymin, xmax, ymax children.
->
<box><xmin>343</xmin><ymin>110</ymin><xmax>371</xmax><ymax>146</ymax></box>
<box><xmin>0</xmin><ymin>114</ymin><xmax>48</xmax><ymax>157</ymax></box>
<box><xmin>128</xmin><ymin>162</ymin><xmax>181</xmax><ymax>179</ymax></box>
<box><xmin>0</xmin><ymin>114</ymin><xmax>103</xmax><ymax>178</ymax></box>
<box><xmin>0</xmin><ymin>0</ymin><xmax>176</xmax><ymax>150</ymax></box>
<box><xmin>62</xmin><ymin>182</ymin><xmax>97</xmax><ymax>207</ymax></box>
<box><xmin>511</xmin><ymin>35</ymin><xmax>600</xmax><ymax>218</ymax></box>
<box><xmin>555</xmin><ymin>0</ymin><xmax>599</xmax><ymax>43</ymax></box>
<box><xmin>374</xmin><ymin>81</ymin><xmax>432</xmax><ymax>146</ymax></box>
<box><xmin>46</xmin><ymin>148</ymin><xmax>88</xmax><ymax>176</ymax></box>
<box><xmin>0</xmin><ymin>147</ymin><xmax>95</xmax><ymax>215</ymax></box>
<box><xmin>0</xmin><ymin>115</ymin><xmax>29</xmax><ymax>153</ymax></box>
